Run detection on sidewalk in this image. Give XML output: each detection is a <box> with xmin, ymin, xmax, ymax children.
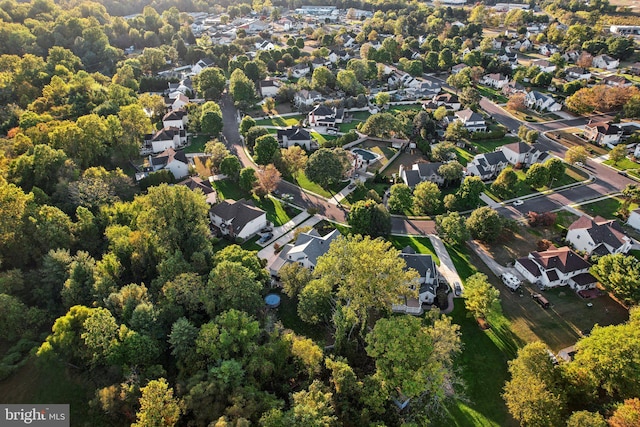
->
<box><xmin>480</xmin><ymin>192</ymin><xmax>501</xmax><ymax>209</ymax></box>
<box><xmin>428</xmin><ymin>235</ymin><xmax>464</xmax><ymax>296</ymax></box>
<box><xmin>257</xmin><ymin>214</ymin><xmax>323</xmax><ymax>262</ymax></box>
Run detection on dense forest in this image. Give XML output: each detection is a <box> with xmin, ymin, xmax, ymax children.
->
<box><xmin>1</xmin><ymin>0</ymin><xmax>640</xmax><ymax>425</ymax></box>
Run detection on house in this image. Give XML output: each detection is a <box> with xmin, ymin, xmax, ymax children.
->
<box><xmin>170</xmin><ymin>93</ymin><xmax>190</xmax><ymax>111</ymax></box>
<box><xmin>162</xmin><ymin>110</ymin><xmax>189</xmax><ymax>130</ymax></box>
<box><xmin>515</xmin><ymin>246</ymin><xmax>596</xmax><ymax>291</ymax></box>
<box><xmin>451</xmin><ymin>63</ymin><xmax>467</xmax><ymax>74</ymax></box>
<box><xmin>466</xmin><ymin>151</ymin><xmax>509</xmax><ymax>180</ymax></box>
<box><xmin>584</xmin><ymin>121</ymin><xmax>623</xmax><ymax>146</ymax></box>
<box><xmin>563</xmin><ymin>50</ymin><xmax>581</xmax><ymax>63</ymax></box>
<box><xmin>502</xmin><ymin>80</ymin><xmax>526</xmax><ymax>96</ymax></box>
<box><xmin>209</xmin><ymin>199</ymin><xmax>267</xmax><ymax>241</ymax></box>
<box><xmin>192</xmin><ymin>58</ymin><xmax>215</xmax><ymax>74</ymax></box>
<box><xmin>328</xmin><ymin>50</ymin><xmax>350</xmax><ymax>63</ymax></box>
<box><xmin>392</xmin><ymin>246</ymin><xmax>440</xmax><ymax>315</ymax></box>
<box><xmin>525</xmin><ymin>91</ymin><xmax>562</xmax><ymax>112</ymax></box>
<box><xmin>432</xmin><ymin>93</ymin><xmax>461</xmax><ymax>111</ymax></box>
<box><xmin>593</xmin><ymin>54</ymin><xmax>620</xmax><ymax>70</ymax></box>
<box><xmin>500</xmin><ymin>141</ymin><xmax>550</xmax><ymax>167</ymax></box>
<box><xmin>294</xmin><ymin>89</ymin><xmax>323</xmax><ymax>107</ymax></box>
<box><xmin>481</xmin><ymin>73</ymin><xmax>510</xmax><ymax>89</ymax></box>
<box><xmin>308</xmin><ymin>104</ymin><xmax>344</xmax><ymax>127</ymax></box>
<box><xmin>531</xmin><ymin>59</ymin><xmax>556</xmax><ymax>73</ymax></box>
<box><xmin>564</xmin><ymin>66</ymin><xmax>591</xmax><ymax>81</ymax></box>
<box><xmin>602</xmin><ymin>75</ymin><xmax>632</xmax><ymax>88</ymax></box>
<box><xmin>310</xmin><ymin>57</ymin><xmax>330</xmax><ymax>69</ymax></box>
<box><xmin>177</xmin><ymin>176</ymin><xmax>217</xmax><ymax>204</ymax></box>
<box><xmin>255</xmin><ymin>40</ymin><xmax>275</xmax><ymax>51</ymax></box>
<box><xmin>455</xmin><ymin>109</ymin><xmax>487</xmax><ymax>132</ymax></box>
<box><xmin>627</xmin><ymin>208</ymin><xmax>640</xmax><ymax>232</ymax></box>
<box><xmin>149</xmin><ymin>147</ymin><xmax>189</xmax><ymax>180</ymax></box>
<box><xmin>399</xmin><ymin>162</ymin><xmax>445</xmax><ymax>188</ymax></box>
<box><xmin>498</xmin><ymin>51</ymin><xmax>518</xmax><ymax>65</ymax></box>
<box><xmin>276</xmin><ymin>127</ymin><xmax>313</xmax><ymax>150</ymax></box>
<box><xmin>492</xmin><ymin>38</ymin><xmax>505</xmax><ymax>50</ymax></box>
<box><xmin>566</xmin><ymin>215</ymin><xmax>632</xmax><ymax>256</ymax></box>
<box><xmin>168</xmin><ymin>77</ymin><xmax>193</xmax><ymax>96</ymax></box>
<box><xmin>290</xmin><ymin>63</ymin><xmax>311</xmax><ymax>78</ymax></box>
<box><xmin>539</xmin><ymin>44</ymin><xmax>559</xmax><ymax>56</ymax></box>
<box><xmin>259</xmin><ymin>79</ymin><xmax>280</xmax><ymax>98</ymax></box>
<box><xmin>142</xmin><ymin>127</ymin><xmax>187</xmax><ymax>154</ymax></box>
<box><xmin>268</xmin><ymin>229</ymin><xmax>341</xmax><ymax>277</ymax></box>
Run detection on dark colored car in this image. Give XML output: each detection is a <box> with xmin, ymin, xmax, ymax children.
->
<box><xmin>258</xmin><ymin>232</ymin><xmax>273</xmax><ymax>244</ymax></box>
<box><xmin>454</xmin><ymin>282</ymin><xmax>462</xmax><ymax>296</ymax></box>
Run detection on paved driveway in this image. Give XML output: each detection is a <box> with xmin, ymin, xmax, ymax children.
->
<box><xmin>429</xmin><ymin>235</ymin><xmax>464</xmax><ymax>295</ymax></box>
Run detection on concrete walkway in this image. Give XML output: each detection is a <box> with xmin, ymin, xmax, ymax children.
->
<box><xmin>428</xmin><ymin>235</ymin><xmax>464</xmax><ymax>296</ymax></box>
<box><xmin>257</xmin><ymin>214</ymin><xmax>323</xmax><ymax>263</ymax></box>
<box><xmin>480</xmin><ymin>192</ymin><xmax>502</xmax><ymax>209</ymax></box>
<box><xmin>257</xmin><ymin>211</ymin><xmax>310</xmax><ymax>249</ymax></box>
<box><xmin>466</xmin><ymin>240</ymin><xmax>522</xmax><ymax>280</ymax></box>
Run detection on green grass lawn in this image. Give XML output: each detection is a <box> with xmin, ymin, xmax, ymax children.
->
<box><xmin>472</xmin><ymin>136</ymin><xmax>519</xmax><ymax>154</ymax></box>
<box><xmin>290</xmin><ymin>170</ymin><xmax>348</xmax><ymax>199</ymax></box>
<box><xmin>211</xmin><ymin>179</ymin><xmax>298</xmax><ymax>226</ymax></box>
<box><xmin>603</xmin><ymin>158</ymin><xmax>640</xmax><ymax>171</ymax></box>
<box><xmin>254</xmin><ymin>115</ymin><xmax>304</xmax><ymax>127</ymax></box>
<box><xmin>445</xmin><ymin>243</ymin><xmax>479</xmax><ymax>281</ymax></box>
<box><xmin>274</xmin><ymin>292</ymin><xmax>326</xmax><ymax>344</ymax></box>
<box><xmin>311</xmin><ymin>132</ymin><xmax>338</xmax><ymax>146</ymax></box>
<box><xmin>455</xmin><ymin>147</ymin><xmax>475</xmax><ymax>166</ymax></box>
<box><xmin>389</xmin><ymin>104</ymin><xmax>423</xmax><ymax>112</ymax></box>
<box><xmin>578</xmin><ymin>196</ymin><xmax>639</xmax><ymax>220</ymax></box>
<box><xmin>494</xmin><ymin>167</ymin><xmax>586</xmax><ymax>200</ymax></box>
<box><xmin>477</xmin><ymin>85</ymin><xmax>509</xmax><ymax>104</ymax></box>
<box><xmin>184</xmin><ymin>134</ymin><xmax>210</xmax><ymax>153</ymax></box>
<box><xmin>387</xmin><ymin>235</ymin><xmax>440</xmax><ymax>265</ymax></box>
<box><xmin>631</xmin><ymin>249</ymin><xmax>640</xmax><ymax>262</ymax></box>
<box><xmin>339</xmin><ymin>121</ymin><xmax>361</xmax><ymax>133</ymax></box>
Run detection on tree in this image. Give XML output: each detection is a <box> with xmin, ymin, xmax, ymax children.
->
<box><xmin>229</xmin><ymin>69</ymin><xmax>257</xmax><ymax>108</ymax></box>
<box><xmin>194</xmin><ymin>67</ymin><xmax>225</xmax><ymax>99</ymax></box>
<box><xmin>218</xmin><ymin>156</ymin><xmax>240</xmax><ymax>180</ymax></box>
<box><xmin>254</xmin><ymin>164</ymin><xmax>281</xmax><ymax>197</ymax></box>
<box><xmin>544</xmin><ymin>158</ymin><xmax>565</xmax><ymax>186</ymax></box>
<box><xmin>196</xmin><ymin>309</ymin><xmax>260</xmax><ymax>361</ymax></box>
<box><xmin>456</xmin><ymin>176</ymin><xmax>485</xmax><ymax>209</ymax></box>
<box><xmin>436</xmin><ymin>212</ymin><xmax>470</xmax><ymax>245</ymax></box>
<box><xmin>503</xmin><ymin>342</ymin><xmax>566</xmax><ymax>427</ymax></box>
<box><xmin>565</xmin><ymin>146</ymin><xmax>589</xmax><ymax>165</ymax></box>
<box><xmin>431</xmin><ymin>141</ymin><xmax>457</xmax><ymax>161</ymax></box>
<box><xmin>567</xmin><ymin>411</ymin><xmax>606</xmax><ymax>427</ymax></box>
<box><xmin>491</xmin><ymin>168</ymin><xmax>518</xmax><ymax>198</ymax></box>
<box><xmin>347</xmin><ymin>199</ymin><xmax>391</xmax><ymax>238</ymax></box>
<box><xmin>507</xmin><ymin>92</ymin><xmax>526</xmax><ymax>112</ymax></box>
<box><xmin>460</xmin><ymin>86</ymin><xmax>481</xmax><ymax>108</ymax></box>
<box><xmin>311</xmin><ymin>66</ymin><xmax>335</xmax><ymax>92</ymax></box>
<box><xmin>245</xmin><ymin>126</ymin><xmax>269</xmax><ymax>151</ymax></box>
<box><xmin>609</xmin><ymin>399</ymin><xmax>640</xmax><ymax>427</ymax></box>
<box><xmin>466</xmin><ymin>207</ymin><xmax>502</xmax><ymax>242</ymax></box>
<box><xmin>204</xmin><ymin>140</ymin><xmax>231</xmax><ymax>174</ymax></box>
<box><xmin>118</xmin><ymin>104</ymin><xmax>152</xmax><ymax>159</ymax></box>
<box><xmin>623</xmin><ymin>95</ymin><xmax>640</xmax><ymax>119</ymax></box>
<box><xmin>133</xmin><ymin>378</ymin><xmax>182</xmax><ymax>427</ymax></box>
<box><xmin>279</xmin><ymin>146</ymin><xmax>308</xmax><ymax>176</ymax></box>
<box><xmin>200</xmin><ymin>101</ymin><xmax>223</xmax><ymax>135</ymax></box>
<box><xmin>591</xmin><ymin>254</ymin><xmax>640</xmax><ymax>304</ymax></box>
<box><xmin>239</xmin><ymin>167</ymin><xmax>257</xmax><ymax>192</ymax></box>
<box><xmin>366</xmin><ymin>315</ymin><xmax>460</xmax><ymax>400</ymax></box>
<box><xmin>375</xmin><ymin>92</ymin><xmax>390</xmax><ymax>108</ymax></box>
<box><xmin>254</xmin><ymin>134</ymin><xmax>279</xmax><ymax>165</ymax></box>
<box><xmin>279</xmin><ymin>262</ymin><xmax>312</xmax><ymax>298</ymax></box>
<box><xmin>609</xmin><ymin>144</ymin><xmax>627</xmax><ymax>165</ymax></box>
<box><xmin>438</xmin><ymin>161</ymin><xmax>464</xmax><ymax>186</ymax></box>
<box><xmin>359</xmin><ymin>113</ymin><xmax>403</xmax><ymax>138</ymax></box>
<box><xmin>525</xmin><ymin>163</ymin><xmax>551</xmax><ymax>188</ymax></box>
<box><xmin>305</xmin><ymin>148</ymin><xmax>348</xmax><ymax>188</ymax></box>
<box><xmin>463</xmin><ymin>273</ymin><xmax>500</xmax><ymax>319</ymax></box>
<box><xmin>205</xmin><ymin>261</ymin><xmax>263</xmax><ymax>316</ymax></box>
<box><xmin>413</xmin><ymin>181</ymin><xmax>441</xmax><ymax>215</ymax></box>
<box><xmin>336</xmin><ymin>70</ymin><xmax>364</xmax><ymax>96</ymax></box>
<box><xmin>444</xmin><ymin>121</ymin><xmax>468</xmax><ymax>142</ymax></box>
<box><xmin>239</xmin><ymin>116</ymin><xmax>256</xmax><ymax>137</ymax></box>
<box><xmin>291</xmin><ymin>380</ymin><xmax>337</xmax><ymax>426</ymax></box>
<box><xmin>387</xmin><ymin>183</ymin><xmax>413</xmax><ymax>214</ymax></box>
<box><xmin>433</xmin><ymin>106</ymin><xmax>448</xmax><ymax>121</ymax></box>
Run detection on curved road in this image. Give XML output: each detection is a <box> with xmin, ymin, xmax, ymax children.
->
<box><xmin>219</xmin><ymin>94</ymin><xmax>436</xmax><ymax>235</ymax></box>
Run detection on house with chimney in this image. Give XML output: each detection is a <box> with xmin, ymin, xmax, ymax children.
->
<box><xmin>399</xmin><ymin>162</ymin><xmax>445</xmax><ymax>188</ymax></box>
<box><xmin>466</xmin><ymin>151</ymin><xmax>509</xmax><ymax>180</ymax></box>
<box><xmin>515</xmin><ymin>246</ymin><xmax>597</xmax><ymax>291</ymax></box>
<box><xmin>148</xmin><ymin>147</ymin><xmax>189</xmax><ymax>180</ymax></box>
<box><xmin>308</xmin><ymin>105</ymin><xmax>344</xmax><ymax>127</ymax></box>
<box><xmin>162</xmin><ymin>110</ymin><xmax>189</xmax><ymax>130</ymax></box>
<box><xmin>276</xmin><ymin>127</ymin><xmax>313</xmax><ymax>150</ymax></box>
<box><xmin>453</xmin><ymin>109</ymin><xmax>487</xmax><ymax>132</ymax></box>
<box><xmin>481</xmin><ymin>73</ymin><xmax>510</xmax><ymax>89</ymax></box>
<box><xmin>500</xmin><ymin>141</ymin><xmax>550</xmax><ymax>167</ymax></box>
<box><xmin>209</xmin><ymin>199</ymin><xmax>267</xmax><ymax>241</ymax></box>
<box><xmin>142</xmin><ymin>127</ymin><xmax>187</xmax><ymax>155</ymax></box>
<box><xmin>584</xmin><ymin>121</ymin><xmax>623</xmax><ymax>147</ymax></box>
<box><xmin>268</xmin><ymin>229</ymin><xmax>341</xmax><ymax>277</ymax></box>
<box><xmin>525</xmin><ymin>91</ymin><xmax>562</xmax><ymax>112</ymax></box>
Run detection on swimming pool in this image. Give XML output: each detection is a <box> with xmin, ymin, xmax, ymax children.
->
<box><xmin>352</xmin><ymin>148</ymin><xmax>380</xmax><ymax>162</ymax></box>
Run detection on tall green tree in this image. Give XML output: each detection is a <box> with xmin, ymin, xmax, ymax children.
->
<box><xmin>491</xmin><ymin>168</ymin><xmax>518</xmax><ymax>198</ymax></box>
<box><xmin>462</xmin><ymin>273</ymin><xmax>500</xmax><ymax>319</ymax></box>
<box><xmin>436</xmin><ymin>212</ymin><xmax>470</xmax><ymax>245</ymax></box>
<box><xmin>204</xmin><ymin>261</ymin><xmax>263</xmax><ymax>317</ymax></box>
<box><xmin>591</xmin><ymin>254</ymin><xmax>640</xmax><ymax>305</ymax></box>
<box><xmin>525</xmin><ymin>163</ymin><xmax>550</xmax><ymax>189</ymax></box>
<box><xmin>387</xmin><ymin>183</ymin><xmax>413</xmax><ymax>214</ymax></box>
<box><xmin>466</xmin><ymin>207</ymin><xmax>503</xmax><ymax>242</ymax></box>
<box><xmin>347</xmin><ymin>199</ymin><xmax>391</xmax><ymax>238</ymax></box>
<box><xmin>200</xmin><ymin>101</ymin><xmax>223</xmax><ymax>135</ymax></box>
<box><xmin>304</xmin><ymin>148</ymin><xmax>348</xmax><ymax>188</ymax></box>
<box><xmin>229</xmin><ymin>68</ymin><xmax>257</xmax><ymax>108</ymax></box>
<box><xmin>133</xmin><ymin>378</ymin><xmax>182</xmax><ymax>427</ymax></box>
<box><xmin>413</xmin><ymin>181</ymin><xmax>441</xmax><ymax>215</ymax></box>
<box><xmin>254</xmin><ymin>134</ymin><xmax>279</xmax><ymax>165</ymax></box>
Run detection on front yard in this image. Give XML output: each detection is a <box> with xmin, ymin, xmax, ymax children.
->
<box><xmin>549</xmin><ymin>130</ymin><xmax>609</xmax><ymax>157</ymax></box>
<box><xmin>490</xmin><ymin>165</ymin><xmax>588</xmax><ymax>201</ymax></box>
<box><xmin>254</xmin><ymin>114</ymin><xmax>305</xmax><ymax>127</ymax></box>
<box><xmin>603</xmin><ymin>157</ymin><xmax>640</xmax><ymax>179</ymax></box>
<box><xmin>577</xmin><ymin>196</ymin><xmax>639</xmax><ymax>220</ymax></box>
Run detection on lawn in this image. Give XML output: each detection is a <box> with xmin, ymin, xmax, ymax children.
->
<box><xmin>578</xmin><ymin>196</ymin><xmax>639</xmax><ymax>220</ymax></box>
<box><xmin>493</xmin><ymin>166</ymin><xmax>587</xmax><ymax>200</ymax></box>
<box><xmin>184</xmin><ymin>134</ymin><xmax>210</xmax><ymax>153</ymax></box>
<box><xmin>275</xmin><ymin>292</ymin><xmax>326</xmax><ymax>344</ymax></box>
<box><xmin>631</xmin><ymin>249</ymin><xmax>640</xmax><ymax>262</ymax></box>
<box><xmin>455</xmin><ymin>147</ymin><xmax>475</xmax><ymax>166</ymax></box>
<box><xmin>471</xmin><ymin>136</ymin><xmax>519</xmax><ymax>154</ymax></box>
<box><xmin>445</xmin><ymin>242</ymin><xmax>479</xmax><ymax>281</ymax></box>
<box><xmin>291</xmin><ymin>170</ymin><xmax>348</xmax><ymax>199</ymax></box>
<box><xmin>311</xmin><ymin>131</ymin><xmax>338</xmax><ymax>146</ymax></box>
<box><xmin>254</xmin><ymin>115</ymin><xmax>304</xmax><ymax>127</ymax></box>
<box><xmin>387</xmin><ymin>235</ymin><xmax>440</xmax><ymax>265</ymax></box>
<box><xmin>603</xmin><ymin>158</ymin><xmax>640</xmax><ymax>171</ymax></box>
<box><xmin>211</xmin><ymin>179</ymin><xmax>299</xmax><ymax>226</ymax></box>
<box><xmin>477</xmin><ymin>85</ymin><xmax>509</xmax><ymax>104</ymax></box>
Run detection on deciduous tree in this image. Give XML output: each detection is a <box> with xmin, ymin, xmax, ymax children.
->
<box><xmin>590</xmin><ymin>254</ymin><xmax>640</xmax><ymax>304</ymax></box>
<box><xmin>462</xmin><ymin>273</ymin><xmax>500</xmax><ymax>319</ymax></box>
<box><xmin>436</xmin><ymin>212</ymin><xmax>470</xmax><ymax>245</ymax></box>
<box><xmin>609</xmin><ymin>144</ymin><xmax>627</xmax><ymax>165</ymax></box>
<box><xmin>347</xmin><ymin>199</ymin><xmax>391</xmax><ymax>237</ymax></box>
<box><xmin>387</xmin><ymin>183</ymin><xmax>413</xmax><ymax>214</ymax></box>
<box><xmin>254</xmin><ymin>134</ymin><xmax>279</xmax><ymax>165</ymax></box>
<box><xmin>565</xmin><ymin>146</ymin><xmax>589</xmax><ymax>165</ymax></box>
<box><xmin>466</xmin><ymin>207</ymin><xmax>502</xmax><ymax>242</ymax></box>
<box><xmin>254</xmin><ymin>164</ymin><xmax>281</xmax><ymax>197</ymax></box>
<box><xmin>413</xmin><ymin>181</ymin><xmax>441</xmax><ymax>215</ymax></box>
<box><xmin>305</xmin><ymin>148</ymin><xmax>348</xmax><ymax>188</ymax></box>
<box><xmin>491</xmin><ymin>168</ymin><xmax>518</xmax><ymax>198</ymax></box>
<box><xmin>133</xmin><ymin>378</ymin><xmax>182</xmax><ymax>427</ymax></box>
<box><xmin>525</xmin><ymin>163</ymin><xmax>550</xmax><ymax>188</ymax></box>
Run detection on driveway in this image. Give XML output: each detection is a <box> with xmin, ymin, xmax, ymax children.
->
<box><xmin>429</xmin><ymin>235</ymin><xmax>464</xmax><ymax>295</ymax></box>
<box><xmin>466</xmin><ymin>240</ymin><xmax>523</xmax><ymax>281</ymax></box>
<box><xmin>258</xmin><ymin>214</ymin><xmax>322</xmax><ymax>264</ymax></box>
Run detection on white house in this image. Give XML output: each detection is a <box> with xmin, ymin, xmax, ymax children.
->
<box><xmin>602</xmin><ymin>75</ymin><xmax>632</xmax><ymax>88</ymax></box>
<box><xmin>525</xmin><ymin>91</ymin><xmax>562</xmax><ymax>112</ymax></box>
<box><xmin>308</xmin><ymin>104</ymin><xmax>344</xmax><ymax>127</ymax></box>
<box><xmin>259</xmin><ymin>79</ymin><xmax>280</xmax><ymax>98</ymax></box>
<box><xmin>500</xmin><ymin>141</ymin><xmax>550</xmax><ymax>167</ymax></box>
<box><xmin>432</xmin><ymin>93</ymin><xmax>461</xmax><ymax>111</ymax></box>
<box><xmin>328</xmin><ymin>50</ymin><xmax>350</xmax><ymax>64</ymax></box>
<box><xmin>290</xmin><ymin>63</ymin><xmax>311</xmax><ymax>78</ymax></box>
<box><xmin>593</xmin><ymin>54</ymin><xmax>620</xmax><ymax>70</ymax></box>
<box><xmin>627</xmin><ymin>208</ymin><xmax>640</xmax><ymax>232</ymax></box>
<box><xmin>635</xmin><ymin>144</ymin><xmax>640</xmax><ymax>158</ymax></box>
<box><xmin>466</xmin><ymin>151</ymin><xmax>509</xmax><ymax>180</ymax></box>
<box><xmin>149</xmin><ymin>147</ymin><xmax>189</xmax><ymax>179</ymax></box>
<box><xmin>399</xmin><ymin>162</ymin><xmax>446</xmax><ymax>188</ymax></box>
<box><xmin>531</xmin><ymin>59</ymin><xmax>556</xmax><ymax>73</ymax></box>
<box><xmin>539</xmin><ymin>44</ymin><xmax>559</xmax><ymax>56</ymax></box>
<box><xmin>454</xmin><ymin>109</ymin><xmax>487</xmax><ymax>132</ymax></box>
<box><xmin>255</xmin><ymin>40</ymin><xmax>275</xmax><ymax>51</ymax></box>
<box><xmin>209</xmin><ymin>199</ymin><xmax>267</xmax><ymax>241</ymax></box>
<box><xmin>584</xmin><ymin>121</ymin><xmax>623</xmax><ymax>146</ymax></box>
<box><xmin>276</xmin><ymin>127</ymin><xmax>313</xmax><ymax>150</ymax></box>
<box><xmin>481</xmin><ymin>73</ymin><xmax>510</xmax><ymax>89</ymax></box>
<box><xmin>171</xmin><ymin>93</ymin><xmax>190</xmax><ymax>111</ymax></box>
<box><xmin>564</xmin><ymin>66</ymin><xmax>591</xmax><ymax>81</ymax></box>
<box><xmin>515</xmin><ymin>246</ymin><xmax>596</xmax><ymax>291</ymax></box>
<box><xmin>192</xmin><ymin>58</ymin><xmax>215</xmax><ymax>75</ymax></box>
<box><xmin>177</xmin><ymin>176</ymin><xmax>217</xmax><ymax>205</ymax></box>
<box><xmin>392</xmin><ymin>246</ymin><xmax>440</xmax><ymax>315</ymax></box>
<box><xmin>268</xmin><ymin>229</ymin><xmax>341</xmax><ymax>277</ymax></box>
<box><xmin>566</xmin><ymin>216</ymin><xmax>632</xmax><ymax>256</ymax></box>
<box><xmin>294</xmin><ymin>89</ymin><xmax>323</xmax><ymax>107</ymax></box>
<box><xmin>162</xmin><ymin>110</ymin><xmax>188</xmax><ymax>130</ymax></box>
<box><xmin>310</xmin><ymin>57</ymin><xmax>330</xmax><ymax>69</ymax></box>
<box><xmin>142</xmin><ymin>127</ymin><xmax>187</xmax><ymax>154</ymax></box>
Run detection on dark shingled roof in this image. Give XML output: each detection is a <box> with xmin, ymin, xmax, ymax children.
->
<box><xmin>571</xmin><ymin>272</ymin><xmax>597</xmax><ymax>286</ymax></box>
<box><xmin>415</xmin><ymin>162</ymin><xmax>443</xmax><ymax>178</ymax></box>
<box><xmin>530</xmin><ymin>246</ymin><xmax>590</xmax><ymax>274</ymax></box>
<box><xmin>277</xmin><ymin>126</ymin><xmax>311</xmax><ymax>141</ymax></box>
<box><xmin>503</xmin><ymin>141</ymin><xmax>533</xmax><ymax>154</ymax></box>
<box><xmin>151</xmin><ymin>147</ymin><xmax>188</xmax><ymax>166</ymax></box>
<box><xmin>163</xmin><ymin>110</ymin><xmax>188</xmax><ymax>121</ymax></box>
<box><xmin>400</xmin><ymin>246</ymin><xmax>437</xmax><ymax>282</ymax></box>
<box><xmin>568</xmin><ymin>215</ymin><xmax>628</xmax><ymax>250</ymax></box>
<box><xmin>517</xmin><ymin>257</ymin><xmax>541</xmax><ymax>278</ymax></box>
<box><xmin>402</xmin><ymin>169</ymin><xmax>421</xmax><ymax>188</ymax></box>
<box><xmin>209</xmin><ymin>199</ymin><xmax>265</xmax><ymax>234</ymax></box>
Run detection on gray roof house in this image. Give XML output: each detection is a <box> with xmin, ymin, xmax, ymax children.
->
<box><xmin>566</xmin><ymin>215</ymin><xmax>632</xmax><ymax>256</ymax></box>
<box><xmin>399</xmin><ymin>162</ymin><xmax>445</xmax><ymax>188</ymax></box>
<box><xmin>392</xmin><ymin>246</ymin><xmax>440</xmax><ymax>315</ymax></box>
<box><xmin>466</xmin><ymin>151</ymin><xmax>509</xmax><ymax>180</ymax></box>
<box><xmin>209</xmin><ymin>199</ymin><xmax>267</xmax><ymax>241</ymax></box>
<box><xmin>268</xmin><ymin>229</ymin><xmax>341</xmax><ymax>277</ymax></box>
<box><xmin>276</xmin><ymin>127</ymin><xmax>313</xmax><ymax>150</ymax></box>
<box><xmin>454</xmin><ymin>109</ymin><xmax>487</xmax><ymax>132</ymax></box>
<box><xmin>515</xmin><ymin>246</ymin><xmax>596</xmax><ymax>291</ymax></box>
<box><xmin>500</xmin><ymin>141</ymin><xmax>550</xmax><ymax>167</ymax></box>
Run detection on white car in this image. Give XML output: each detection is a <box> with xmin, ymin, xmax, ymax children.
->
<box><xmin>501</xmin><ymin>273</ymin><xmax>521</xmax><ymax>291</ymax></box>
<box><xmin>513</xmin><ymin>199</ymin><xmax>524</xmax><ymax>206</ymax></box>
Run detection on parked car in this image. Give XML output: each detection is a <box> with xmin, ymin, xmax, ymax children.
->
<box><xmin>260</xmin><ymin>226</ymin><xmax>273</xmax><ymax>233</ymax></box>
<box><xmin>347</xmin><ymin>182</ymin><xmax>356</xmax><ymax>189</ymax></box>
<box><xmin>531</xmin><ymin>293</ymin><xmax>550</xmax><ymax>309</ymax></box>
<box><xmin>454</xmin><ymin>282</ymin><xmax>462</xmax><ymax>296</ymax></box>
<box><xmin>513</xmin><ymin>199</ymin><xmax>524</xmax><ymax>206</ymax></box>
<box><xmin>258</xmin><ymin>232</ymin><xmax>273</xmax><ymax>244</ymax></box>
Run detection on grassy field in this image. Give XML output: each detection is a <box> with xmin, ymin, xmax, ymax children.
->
<box><xmin>254</xmin><ymin>115</ymin><xmax>304</xmax><ymax>127</ymax></box>
<box><xmin>603</xmin><ymin>158</ymin><xmax>640</xmax><ymax>172</ymax></box>
<box><xmin>311</xmin><ymin>131</ymin><xmax>338</xmax><ymax>146</ymax></box>
<box><xmin>211</xmin><ymin>179</ymin><xmax>298</xmax><ymax>226</ymax></box>
<box><xmin>388</xmin><ymin>235</ymin><xmax>440</xmax><ymax>265</ymax></box>
<box><xmin>477</xmin><ymin>85</ymin><xmax>509</xmax><ymax>104</ymax></box>
<box><xmin>291</xmin><ymin>170</ymin><xmax>348</xmax><ymax>199</ymax></box>
<box><xmin>472</xmin><ymin>136</ymin><xmax>519</xmax><ymax>154</ymax></box>
<box><xmin>455</xmin><ymin>147</ymin><xmax>475</xmax><ymax>166</ymax></box>
<box><xmin>578</xmin><ymin>196</ymin><xmax>639</xmax><ymax>220</ymax></box>
<box><xmin>492</xmin><ymin>166</ymin><xmax>587</xmax><ymax>200</ymax></box>
<box><xmin>184</xmin><ymin>134</ymin><xmax>210</xmax><ymax>153</ymax></box>
<box><xmin>344</xmin><ymin>181</ymin><xmax>388</xmax><ymax>205</ymax></box>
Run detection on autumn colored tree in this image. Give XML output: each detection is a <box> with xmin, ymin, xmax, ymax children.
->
<box><xmin>507</xmin><ymin>92</ymin><xmax>526</xmax><ymax>112</ymax></box>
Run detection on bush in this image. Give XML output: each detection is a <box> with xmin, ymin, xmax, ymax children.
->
<box><xmin>470</xmin><ymin>129</ymin><xmax>507</xmax><ymax>141</ymax></box>
<box><xmin>139</xmin><ymin>170</ymin><xmax>176</xmax><ymax>191</ymax></box>
<box><xmin>527</xmin><ymin>211</ymin><xmax>557</xmax><ymax>227</ymax></box>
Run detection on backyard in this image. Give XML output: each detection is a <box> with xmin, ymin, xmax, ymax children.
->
<box><xmin>184</xmin><ymin>134</ymin><xmax>210</xmax><ymax>153</ymax></box>
<box><xmin>577</xmin><ymin>196</ymin><xmax>639</xmax><ymax>220</ymax></box>
<box><xmin>254</xmin><ymin>114</ymin><xmax>304</xmax><ymax>127</ymax></box>
<box><xmin>388</xmin><ymin>235</ymin><xmax>440</xmax><ymax>265</ymax></box>
<box><xmin>358</xmin><ymin>139</ymin><xmax>399</xmax><ymax>173</ymax></box>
